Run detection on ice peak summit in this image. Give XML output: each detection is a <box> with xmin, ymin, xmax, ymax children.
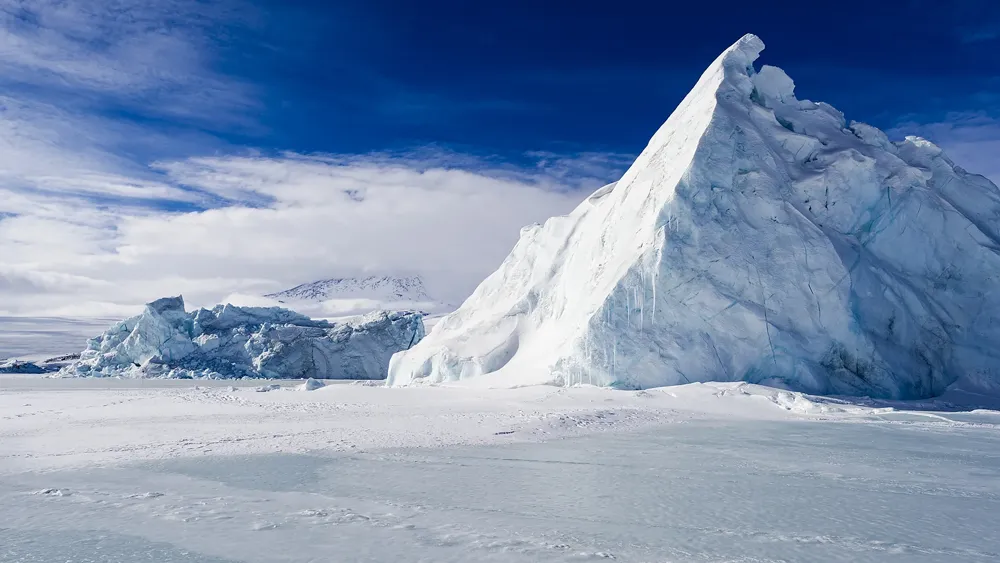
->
<box><xmin>387</xmin><ymin>35</ymin><xmax>1000</xmax><ymax>399</ymax></box>
<box><xmin>723</xmin><ymin>33</ymin><xmax>765</xmax><ymax>66</ymax></box>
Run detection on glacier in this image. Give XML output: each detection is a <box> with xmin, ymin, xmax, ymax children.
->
<box><xmin>60</xmin><ymin>296</ymin><xmax>425</xmax><ymax>379</ymax></box>
<box><xmin>388</xmin><ymin>34</ymin><xmax>1000</xmax><ymax>399</ymax></box>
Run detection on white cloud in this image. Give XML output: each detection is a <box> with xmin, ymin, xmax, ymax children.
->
<box><xmin>0</xmin><ymin>0</ymin><xmax>258</xmax><ymax>124</ymax></box>
<box><xmin>0</xmin><ymin>96</ymin><xmax>204</xmax><ymax>204</ymax></box>
<box><xmin>0</xmin><ymin>150</ymin><xmax>616</xmax><ymax>318</ymax></box>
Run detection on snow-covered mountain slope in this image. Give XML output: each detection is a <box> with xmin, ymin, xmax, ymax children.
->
<box><xmin>61</xmin><ymin>296</ymin><xmax>425</xmax><ymax>379</ymax></box>
<box><xmin>388</xmin><ymin>34</ymin><xmax>1000</xmax><ymax>399</ymax></box>
<box><xmin>264</xmin><ymin>276</ymin><xmax>450</xmax><ymax>318</ymax></box>
<box><xmin>267</xmin><ymin>276</ymin><xmax>432</xmax><ymax>303</ymax></box>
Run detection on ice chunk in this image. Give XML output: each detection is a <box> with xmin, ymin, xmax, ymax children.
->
<box><xmin>751</xmin><ymin>65</ymin><xmax>796</xmax><ymax>108</ymax></box>
<box><xmin>298</xmin><ymin>378</ymin><xmax>326</xmax><ymax>391</ymax></box>
<box><xmin>387</xmin><ymin>34</ymin><xmax>1000</xmax><ymax>399</ymax></box>
<box><xmin>61</xmin><ymin>297</ymin><xmax>425</xmax><ymax>379</ymax></box>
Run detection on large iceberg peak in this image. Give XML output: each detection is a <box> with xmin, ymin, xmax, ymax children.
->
<box><xmin>388</xmin><ymin>35</ymin><xmax>1000</xmax><ymax>399</ymax></box>
<box><xmin>722</xmin><ymin>33</ymin><xmax>765</xmax><ymax>70</ymax></box>
<box><xmin>715</xmin><ymin>33</ymin><xmax>765</xmax><ymax>97</ymax></box>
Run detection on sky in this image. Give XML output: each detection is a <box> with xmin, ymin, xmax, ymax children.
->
<box><xmin>0</xmin><ymin>0</ymin><xmax>998</xmax><ymax>318</ymax></box>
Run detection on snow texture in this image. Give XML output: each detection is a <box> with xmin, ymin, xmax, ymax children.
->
<box><xmin>4</xmin><ymin>378</ymin><xmax>999</xmax><ymax>562</ymax></box>
<box><xmin>388</xmin><ymin>34</ymin><xmax>1000</xmax><ymax>399</ymax></box>
<box><xmin>60</xmin><ymin>296</ymin><xmax>425</xmax><ymax>379</ymax></box>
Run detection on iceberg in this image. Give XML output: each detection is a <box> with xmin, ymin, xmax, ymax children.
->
<box><xmin>388</xmin><ymin>34</ymin><xmax>1000</xmax><ymax>399</ymax></box>
<box><xmin>61</xmin><ymin>296</ymin><xmax>425</xmax><ymax>379</ymax></box>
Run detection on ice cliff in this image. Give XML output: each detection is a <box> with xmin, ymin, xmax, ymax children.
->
<box><xmin>387</xmin><ymin>34</ymin><xmax>1000</xmax><ymax>399</ymax></box>
<box><xmin>61</xmin><ymin>296</ymin><xmax>425</xmax><ymax>379</ymax></box>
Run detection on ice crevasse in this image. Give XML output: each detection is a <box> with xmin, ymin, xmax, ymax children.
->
<box><xmin>388</xmin><ymin>34</ymin><xmax>1000</xmax><ymax>399</ymax></box>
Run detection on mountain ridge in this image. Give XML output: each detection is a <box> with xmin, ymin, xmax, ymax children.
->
<box><xmin>266</xmin><ymin>275</ymin><xmax>433</xmax><ymax>304</ymax></box>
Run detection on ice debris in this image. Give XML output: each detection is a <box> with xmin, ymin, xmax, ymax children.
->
<box><xmin>388</xmin><ymin>34</ymin><xmax>1000</xmax><ymax>399</ymax></box>
<box><xmin>60</xmin><ymin>296</ymin><xmax>425</xmax><ymax>379</ymax></box>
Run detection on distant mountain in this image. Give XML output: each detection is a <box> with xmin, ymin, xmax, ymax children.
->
<box><xmin>264</xmin><ymin>276</ymin><xmax>451</xmax><ymax>321</ymax></box>
<box><xmin>266</xmin><ymin>276</ymin><xmax>432</xmax><ymax>303</ymax></box>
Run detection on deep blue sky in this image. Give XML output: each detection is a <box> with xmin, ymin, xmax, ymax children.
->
<box><xmin>206</xmin><ymin>0</ymin><xmax>1000</xmax><ymax>159</ymax></box>
<box><xmin>2</xmin><ymin>0</ymin><xmax>998</xmax><ymax>174</ymax></box>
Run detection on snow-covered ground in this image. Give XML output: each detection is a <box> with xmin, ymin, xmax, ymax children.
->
<box><xmin>2</xmin><ymin>377</ymin><xmax>999</xmax><ymax>562</ymax></box>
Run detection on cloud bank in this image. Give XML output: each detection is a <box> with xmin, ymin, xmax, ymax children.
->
<box><xmin>0</xmin><ymin>146</ymin><xmax>624</xmax><ymax>317</ymax></box>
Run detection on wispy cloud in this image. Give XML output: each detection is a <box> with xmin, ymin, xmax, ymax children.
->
<box><xmin>0</xmin><ymin>0</ymin><xmax>262</xmax><ymax>217</ymax></box>
<box><xmin>953</xmin><ymin>2</ymin><xmax>1000</xmax><ymax>44</ymax></box>
<box><xmin>0</xmin><ymin>0</ymin><xmax>259</xmax><ymax>126</ymax></box>
<box><xmin>0</xmin><ymin>94</ymin><xmax>221</xmax><ymax>206</ymax></box>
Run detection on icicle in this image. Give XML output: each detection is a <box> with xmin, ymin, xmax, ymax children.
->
<box><xmin>588</xmin><ymin>340</ymin><xmax>593</xmax><ymax>386</ymax></box>
<box><xmin>639</xmin><ymin>279</ymin><xmax>644</xmax><ymax>331</ymax></box>
<box><xmin>613</xmin><ymin>339</ymin><xmax>617</xmax><ymax>381</ymax></box>
<box><xmin>651</xmin><ymin>255</ymin><xmax>657</xmax><ymax>326</ymax></box>
<box><xmin>633</xmin><ymin>287</ymin><xmax>637</xmax><ymax>329</ymax></box>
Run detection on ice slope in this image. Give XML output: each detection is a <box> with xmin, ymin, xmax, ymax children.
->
<box><xmin>61</xmin><ymin>296</ymin><xmax>425</xmax><ymax>379</ymax></box>
<box><xmin>388</xmin><ymin>34</ymin><xmax>1000</xmax><ymax>399</ymax></box>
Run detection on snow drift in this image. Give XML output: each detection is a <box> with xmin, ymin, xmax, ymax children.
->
<box><xmin>61</xmin><ymin>296</ymin><xmax>425</xmax><ymax>379</ymax></box>
<box><xmin>388</xmin><ymin>34</ymin><xmax>1000</xmax><ymax>399</ymax></box>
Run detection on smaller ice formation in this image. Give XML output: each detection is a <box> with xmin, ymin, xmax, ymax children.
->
<box><xmin>60</xmin><ymin>296</ymin><xmax>425</xmax><ymax>379</ymax></box>
<box><xmin>298</xmin><ymin>378</ymin><xmax>326</xmax><ymax>391</ymax></box>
